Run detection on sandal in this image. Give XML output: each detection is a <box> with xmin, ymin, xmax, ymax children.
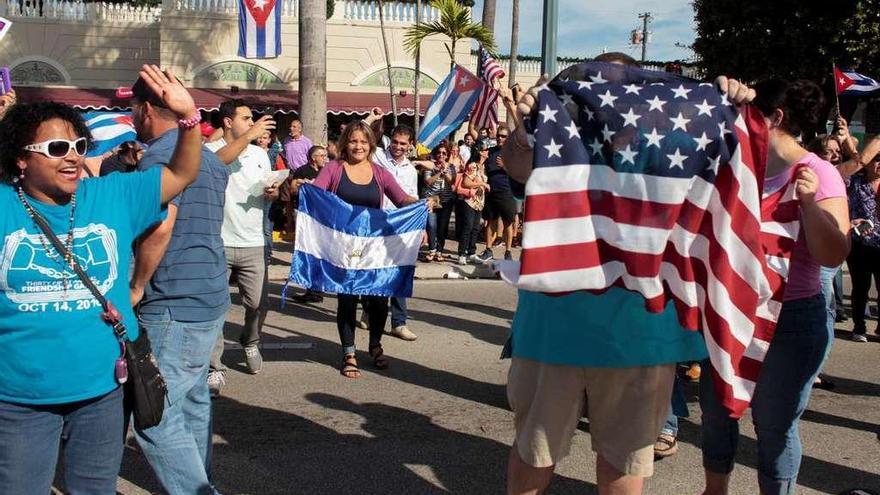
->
<box><xmin>653</xmin><ymin>433</ymin><xmax>678</xmax><ymax>458</ymax></box>
<box><xmin>424</xmin><ymin>252</ymin><xmax>436</xmax><ymax>262</ymax></box>
<box><xmin>369</xmin><ymin>345</ymin><xmax>389</xmax><ymax>370</ymax></box>
<box><xmin>340</xmin><ymin>353</ymin><xmax>361</xmax><ymax>378</ymax></box>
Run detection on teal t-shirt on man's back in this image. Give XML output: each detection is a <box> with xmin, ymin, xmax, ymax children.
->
<box><xmin>511</xmin><ymin>287</ymin><xmax>708</xmax><ymax>367</ymax></box>
<box><xmin>0</xmin><ymin>168</ymin><xmax>166</xmax><ymax>404</ymax></box>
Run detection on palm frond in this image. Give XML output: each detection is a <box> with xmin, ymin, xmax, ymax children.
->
<box><xmin>403</xmin><ymin>0</ymin><xmax>497</xmax><ymax>61</ymax></box>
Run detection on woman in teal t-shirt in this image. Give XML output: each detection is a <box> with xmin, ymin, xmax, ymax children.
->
<box><xmin>0</xmin><ymin>65</ymin><xmax>203</xmax><ymax>494</ymax></box>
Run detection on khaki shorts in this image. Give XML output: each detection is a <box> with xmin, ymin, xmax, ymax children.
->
<box><xmin>507</xmin><ymin>357</ymin><xmax>675</xmax><ymax>477</ymax></box>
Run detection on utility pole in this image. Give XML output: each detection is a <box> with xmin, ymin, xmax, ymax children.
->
<box><xmin>541</xmin><ymin>0</ymin><xmax>558</xmax><ymax>77</ymax></box>
<box><xmin>638</xmin><ymin>12</ymin><xmax>652</xmax><ymax>63</ymax></box>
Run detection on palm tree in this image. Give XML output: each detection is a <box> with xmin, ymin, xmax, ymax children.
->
<box><xmin>413</xmin><ymin>0</ymin><xmax>422</xmax><ymax>138</ymax></box>
<box><xmin>481</xmin><ymin>0</ymin><xmax>496</xmax><ymax>33</ymax></box>
<box><xmin>404</xmin><ymin>0</ymin><xmax>497</xmax><ymax>69</ymax></box>
<box><xmin>377</xmin><ymin>0</ymin><xmax>399</xmax><ymax>126</ymax></box>
<box><xmin>507</xmin><ymin>0</ymin><xmax>519</xmax><ymax>126</ymax></box>
<box><xmin>299</xmin><ymin>0</ymin><xmax>327</xmax><ymax>144</ymax></box>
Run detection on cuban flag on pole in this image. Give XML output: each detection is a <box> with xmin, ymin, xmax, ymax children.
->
<box><xmin>83</xmin><ymin>111</ymin><xmax>137</xmax><ymax>158</ymax></box>
<box><xmin>285</xmin><ymin>185</ymin><xmax>429</xmax><ymax>299</ymax></box>
<box><xmin>835</xmin><ymin>66</ymin><xmax>880</xmax><ymax>97</ymax></box>
<box><xmin>239</xmin><ymin>0</ymin><xmax>281</xmax><ymax>59</ymax></box>
<box><xmin>417</xmin><ymin>64</ymin><xmax>484</xmax><ymax>149</ymax></box>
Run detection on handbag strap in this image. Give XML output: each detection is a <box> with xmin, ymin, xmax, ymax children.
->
<box><xmin>28</xmin><ymin>206</ymin><xmax>129</xmax><ymax>341</ymax></box>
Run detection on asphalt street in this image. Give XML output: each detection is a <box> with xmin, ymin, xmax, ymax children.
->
<box><xmin>110</xmin><ymin>273</ymin><xmax>880</xmax><ymax>494</ymax></box>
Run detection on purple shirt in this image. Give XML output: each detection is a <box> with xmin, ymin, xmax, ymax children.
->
<box><xmin>283</xmin><ymin>134</ymin><xmax>313</xmax><ymax>170</ymax></box>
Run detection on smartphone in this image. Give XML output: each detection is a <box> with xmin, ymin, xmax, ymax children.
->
<box><xmin>855</xmin><ymin>220</ymin><xmax>874</xmax><ymax>236</ymax></box>
<box><xmin>0</xmin><ymin>67</ymin><xmax>11</xmax><ymax>95</ymax></box>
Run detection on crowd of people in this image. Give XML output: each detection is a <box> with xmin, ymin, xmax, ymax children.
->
<box><xmin>0</xmin><ymin>55</ymin><xmax>875</xmax><ymax>495</ymax></box>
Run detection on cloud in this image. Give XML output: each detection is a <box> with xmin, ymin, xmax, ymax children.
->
<box><xmin>471</xmin><ymin>0</ymin><xmax>695</xmax><ymax>61</ymax></box>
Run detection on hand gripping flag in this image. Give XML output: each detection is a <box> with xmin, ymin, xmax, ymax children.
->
<box><xmin>82</xmin><ymin>111</ymin><xmax>137</xmax><ymax>158</ymax></box>
<box><xmin>285</xmin><ymin>185</ymin><xmax>429</xmax><ymax>299</ymax></box>
<box><xmin>417</xmin><ymin>65</ymin><xmax>484</xmax><ymax>149</ymax></box>
<box><xmin>239</xmin><ymin>0</ymin><xmax>281</xmax><ymax>59</ymax></box>
<box><xmin>834</xmin><ymin>66</ymin><xmax>880</xmax><ymax>97</ymax></box>
<box><xmin>497</xmin><ymin>62</ymin><xmax>801</xmax><ymax>418</ymax></box>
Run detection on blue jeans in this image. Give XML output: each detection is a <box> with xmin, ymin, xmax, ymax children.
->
<box><xmin>135</xmin><ymin>309</ymin><xmax>225</xmax><ymax>495</ymax></box>
<box><xmin>661</xmin><ymin>374</ymin><xmax>688</xmax><ymax>436</ymax></box>
<box><xmin>700</xmin><ymin>295</ymin><xmax>831</xmax><ymax>495</ymax></box>
<box><xmin>0</xmin><ymin>387</ymin><xmax>124</xmax><ymax>494</ymax></box>
<box><xmin>819</xmin><ymin>265</ymin><xmax>839</xmax><ymax>336</ymax></box>
<box><xmin>391</xmin><ymin>297</ymin><xmax>408</xmax><ymax>328</ymax></box>
<box><xmin>426</xmin><ymin>202</ymin><xmax>454</xmax><ymax>253</ymax></box>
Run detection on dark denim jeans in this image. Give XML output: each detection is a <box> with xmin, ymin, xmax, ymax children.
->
<box><xmin>426</xmin><ymin>202</ymin><xmax>454</xmax><ymax>253</ymax></box>
<box><xmin>700</xmin><ymin>294</ymin><xmax>831</xmax><ymax>495</ymax></box>
<box><xmin>0</xmin><ymin>387</ymin><xmax>124</xmax><ymax>494</ymax></box>
<box><xmin>391</xmin><ymin>297</ymin><xmax>408</xmax><ymax>328</ymax></box>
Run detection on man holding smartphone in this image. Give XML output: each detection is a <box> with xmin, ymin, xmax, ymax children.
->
<box><xmin>205</xmin><ymin>99</ymin><xmax>279</xmax><ymax>393</ymax></box>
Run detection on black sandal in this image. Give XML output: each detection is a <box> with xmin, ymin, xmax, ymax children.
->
<box><xmin>341</xmin><ymin>353</ymin><xmax>361</xmax><ymax>378</ymax></box>
<box><xmin>369</xmin><ymin>345</ymin><xmax>389</xmax><ymax>370</ymax></box>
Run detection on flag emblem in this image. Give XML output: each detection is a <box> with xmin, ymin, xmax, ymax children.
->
<box><xmin>417</xmin><ymin>65</ymin><xmax>484</xmax><ymax>149</ymax></box>
<box><xmin>83</xmin><ymin>111</ymin><xmax>137</xmax><ymax>158</ymax></box>
<box><xmin>834</xmin><ymin>66</ymin><xmax>880</xmax><ymax>97</ymax></box>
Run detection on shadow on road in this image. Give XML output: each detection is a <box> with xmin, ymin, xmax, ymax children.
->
<box><xmin>119</xmin><ymin>394</ymin><xmax>598</xmax><ymax>494</ymax></box>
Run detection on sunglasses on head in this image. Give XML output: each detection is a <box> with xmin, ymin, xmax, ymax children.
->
<box><xmin>24</xmin><ymin>137</ymin><xmax>88</xmax><ymax>158</ymax></box>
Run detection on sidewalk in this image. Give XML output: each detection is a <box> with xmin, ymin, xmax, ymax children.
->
<box><xmin>267</xmin><ymin>239</ymin><xmax>520</xmax><ymax>282</ymax></box>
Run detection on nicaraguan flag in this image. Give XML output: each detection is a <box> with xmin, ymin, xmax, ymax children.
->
<box><xmin>83</xmin><ymin>111</ymin><xmax>137</xmax><ymax>158</ymax></box>
<box><xmin>417</xmin><ymin>64</ymin><xmax>484</xmax><ymax>149</ymax></box>
<box><xmin>835</xmin><ymin>67</ymin><xmax>880</xmax><ymax>97</ymax></box>
<box><xmin>239</xmin><ymin>0</ymin><xmax>281</xmax><ymax>59</ymax></box>
<box><xmin>286</xmin><ymin>185</ymin><xmax>428</xmax><ymax>298</ymax></box>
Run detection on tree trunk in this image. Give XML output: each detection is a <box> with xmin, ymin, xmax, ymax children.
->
<box><xmin>299</xmin><ymin>0</ymin><xmax>327</xmax><ymax>144</ymax></box>
<box><xmin>378</xmin><ymin>0</ymin><xmax>399</xmax><ymax>126</ymax></box>
<box><xmin>413</xmin><ymin>0</ymin><xmax>422</xmax><ymax>139</ymax></box>
<box><xmin>481</xmin><ymin>0</ymin><xmax>496</xmax><ymax>34</ymax></box>
<box><xmin>507</xmin><ymin>0</ymin><xmax>519</xmax><ymax>127</ymax></box>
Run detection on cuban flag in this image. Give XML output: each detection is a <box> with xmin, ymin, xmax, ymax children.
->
<box><xmin>238</xmin><ymin>0</ymin><xmax>281</xmax><ymax>59</ymax></box>
<box><xmin>417</xmin><ymin>65</ymin><xmax>484</xmax><ymax>149</ymax></box>
<box><xmin>285</xmin><ymin>185</ymin><xmax>429</xmax><ymax>298</ymax></box>
<box><xmin>83</xmin><ymin>111</ymin><xmax>137</xmax><ymax>158</ymax></box>
<box><xmin>835</xmin><ymin>66</ymin><xmax>880</xmax><ymax>97</ymax></box>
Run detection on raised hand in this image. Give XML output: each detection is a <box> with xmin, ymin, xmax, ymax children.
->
<box><xmin>0</xmin><ymin>88</ymin><xmax>16</xmax><ymax>120</ymax></box>
<box><xmin>138</xmin><ymin>64</ymin><xmax>196</xmax><ymax>119</ymax></box>
<box><xmin>714</xmin><ymin>76</ymin><xmax>756</xmax><ymax>106</ymax></box>
<box><xmin>246</xmin><ymin>115</ymin><xmax>277</xmax><ymax>141</ymax></box>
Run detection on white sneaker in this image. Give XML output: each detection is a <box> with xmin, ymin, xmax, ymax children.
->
<box><xmin>207</xmin><ymin>370</ymin><xmax>226</xmax><ymax>397</ymax></box>
<box><xmin>390</xmin><ymin>325</ymin><xmax>418</xmax><ymax>341</ymax></box>
<box><xmin>458</xmin><ymin>255</ymin><xmax>468</xmax><ymax>265</ymax></box>
<box><xmin>852</xmin><ymin>333</ymin><xmax>869</xmax><ymax>343</ymax></box>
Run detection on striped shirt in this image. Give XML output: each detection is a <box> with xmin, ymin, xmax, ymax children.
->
<box><xmin>137</xmin><ymin>129</ymin><xmax>231</xmax><ymax>322</ymax></box>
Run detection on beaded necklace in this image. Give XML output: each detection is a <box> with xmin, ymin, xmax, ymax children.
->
<box><xmin>16</xmin><ymin>186</ymin><xmax>77</xmax><ymax>294</ymax></box>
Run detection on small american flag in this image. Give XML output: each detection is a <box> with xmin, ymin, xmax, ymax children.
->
<box><xmin>499</xmin><ymin>62</ymin><xmax>801</xmax><ymax>418</ymax></box>
<box><xmin>470</xmin><ymin>46</ymin><xmax>506</xmax><ymax>130</ymax></box>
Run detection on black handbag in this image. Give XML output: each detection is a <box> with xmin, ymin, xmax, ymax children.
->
<box><xmin>29</xmin><ymin>209</ymin><xmax>167</xmax><ymax>430</ymax></box>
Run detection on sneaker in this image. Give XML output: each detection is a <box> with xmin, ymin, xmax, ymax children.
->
<box><xmin>244</xmin><ymin>345</ymin><xmax>263</xmax><ymax>374</ymax></box>
<box><xmin>504</xmin><ymin>250</ymin><xmax>513</xmax><ymax>261</ymax></box>
<box><xmin>356</xmin><ymin>313</ymin><xmax>369</xmax><ymax>330</ymax></box>
<box><xmin>207</xmin><ymin>370</ymin><xmax>226</xmax><ymax>397</ymax></box>
<box><xmin>480</xmin><ymin>249</ymin><xmax>494</xmax><ymax>262</ymax></box>
<box><xmin>468</xmin><ymin>253</ymin><xmax>483</xmax><ymax>263</ymax></box>
<box><xmin>654</xmin><ymin>433</ymin><xmax>678</xmax><ymax>458</ymax></box>
<box><xmin>852</xmin><ymin>333</ymin><xmax>869</xmax><ymax>343</ymax></box>
<box><xmin>458</xmin><ymin>255</ymin><xmax>468</xmax><ymax>265</ymax></box>
<box><xmin>390</xmin><ymin>325</ymin><xmax>418</xmax><ymax>341</ymax></box>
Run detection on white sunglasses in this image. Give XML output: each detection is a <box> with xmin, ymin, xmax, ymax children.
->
<box><xmin>23</xmin><ymin>137</ymin><xmax>88</xmax><ymax>158</ymax></box>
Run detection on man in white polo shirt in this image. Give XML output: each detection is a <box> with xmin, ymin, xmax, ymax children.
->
<box><xmin>206</xmin><ymin>100</ymin><xmax>279</xmax><ymax>392</ymax></box>
<box><xmin>363</xmin><ymin>124</ymin><xmax>425</xmax><ymax>341</ymax></box>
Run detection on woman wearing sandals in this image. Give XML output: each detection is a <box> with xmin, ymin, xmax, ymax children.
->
<box><xmin>304</xmin><ymin>121</ymin><xmax>428</xmax><ymax>378</ymax></box>
<box><xmin>0</xmin><ymin>66</ymin><xmax>202</xmax><ymax>493</ymax></box>
<box><xmin>422</xmin><ymin>141</ymin><xmax>457</xmax><ymax>262</ymax></box>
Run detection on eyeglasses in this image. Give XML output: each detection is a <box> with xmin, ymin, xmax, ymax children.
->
<box><xmin>24</xmin><ymin>138</ymin><xmax>88</xmax><ymax>158</ymax></box>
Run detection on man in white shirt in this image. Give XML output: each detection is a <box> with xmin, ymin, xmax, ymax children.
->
<box><xmin>364</xmin><ymin>125</ymin><xmax>425</xmax><ymax>341</ymax></box>
<box><xmin>206</xmin><ymin>100</ymin><xmax>279</xmax><ymax>387</ymax></box>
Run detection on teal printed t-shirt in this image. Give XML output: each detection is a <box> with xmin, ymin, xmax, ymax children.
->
<box><xmin>512</xmin><ymin>287</ymin><xmax>708</xmax><ymax>367</ymax></box>
<box><xmin>0</xmin><ymin>168</ymin><xmax>166</xmax><ymax>404</ymax></box>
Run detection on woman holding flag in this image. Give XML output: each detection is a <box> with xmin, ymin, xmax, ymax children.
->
<box><xmin>297</xmin><ymin>121</ymin><xmax>431</xmax><ymax>378</ymax></box>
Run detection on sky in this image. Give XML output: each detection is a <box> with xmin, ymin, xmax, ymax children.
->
<box><xmin>470</xmin><ymin>0</ymin><xmax>697</xmax><ymax>62</ymax></box>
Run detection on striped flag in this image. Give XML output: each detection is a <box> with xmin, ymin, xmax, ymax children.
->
<box><xmin>834</xmin><ymin>66</ymin><xmax>880</xmax><ymax>97</ymax></box>
<box><xmin>238</xmin><ymin>0</ymin><xmax>281</xmax><ymax>59</ymax></box>
<box><xmin>417</xmin><ymin>65</ymin><xmax>484</xmax><ymax>149</ymax></box>
<box><xmin>285</xmin><ymin>185</ymin><xmax>428</xmax><ymax>298</ymax></box>
<box><xmin>470</xmin><ymin>46</ymin><xmax>507</xmax><ymax>130</ymax></box>
<box><xmin>82</xmin><ymin>111</ymin><xmax>137</xmax><ymax>158</ymax></box>
<box><xmin>496</xmin><ymin>62</ymin><xmax>801</xmax><ymax>418</ymax></box>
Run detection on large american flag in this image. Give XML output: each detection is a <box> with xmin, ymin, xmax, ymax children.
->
<box><xmin>470</xmin><ymin>46</ymin><xmax>506</xmax><ymax>130</ymax></box>
<box><xmin>499</xmin><ymin>62</ymin><xmax>801</xmax><ymax>418</ymax></box>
